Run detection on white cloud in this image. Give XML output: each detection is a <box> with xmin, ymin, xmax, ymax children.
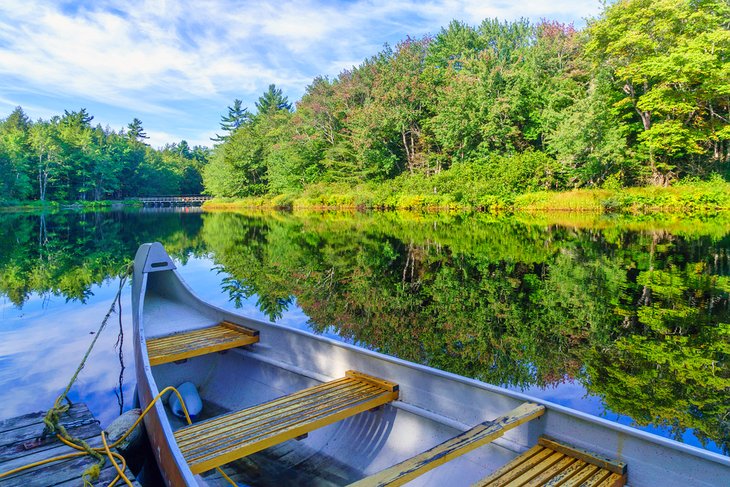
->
<box><xmin>0</xmin><ymin>0</ymin><xmax>602</xmax><ymax>145</ymax></box>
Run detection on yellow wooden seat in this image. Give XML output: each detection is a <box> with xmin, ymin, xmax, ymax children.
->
<box><xmin>349</xmin><ymin>402</ymin><xmax>545</xmax><ymax>487</ymax></box>
<box><xmin>174</xmin><ymin>370</ymin><xmax>399</xmax><ymax>474</ymax></box>
<box><xmin>146</xmin><ymin>321</ymin><xmax>259</xmax><ymax>366</ymax></box>
<box><xmin>474</xmin><ymin>436</ymin><xmax>627</xmax><ymax>487</ymax></box>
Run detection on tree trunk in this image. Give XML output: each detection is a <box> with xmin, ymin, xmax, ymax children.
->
<box><xmin>402</xmin><ymin>131</ymin><xmax>412</xmax><ymax>173</ymax></box>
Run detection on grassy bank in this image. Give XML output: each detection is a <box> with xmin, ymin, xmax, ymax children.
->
<box><xmin>204</xmin><ymin>180</ymin><xmax>730</xmax><ymax>215</ymax></box>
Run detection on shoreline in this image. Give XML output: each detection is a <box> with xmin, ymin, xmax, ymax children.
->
<box><xmin>0</xmin><ymin>199</ymin><xmax>143</xmax><ymax>212</ymax></box>
<box><xmin>202</xmin><ymin>182</ymin><xmax>730</xmax><ymax>215</ymax></box>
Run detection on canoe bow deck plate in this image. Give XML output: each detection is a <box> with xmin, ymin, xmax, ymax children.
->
<box><xmin>146</xmin><ymin>321</ymin><xmax>259</xmax><ymax>366</ymax></box>
<box><xmin>174</xmin><ymin>370</ymin><xmax>399</xmax><ymax>474</ymax></box>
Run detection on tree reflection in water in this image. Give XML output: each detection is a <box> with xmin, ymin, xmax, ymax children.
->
<box><xmin>1</xmin><ymin>209</ymin><xmax>728</xmax><ymax>454</ymax></box>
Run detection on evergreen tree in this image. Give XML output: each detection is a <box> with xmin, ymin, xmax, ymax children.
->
<box><xmin>255</xmin><ymin>84</ymin><xmax>292</xmax><ymax>115</ymax></box>
<box><xmin>127</xmin><ymin>118</ymin><xmax>149</xmax><ymax>141</ymax></box>
<box><xmin>212</xmin><ymin>99</ymin><xmax>251</xmax><ymax>142</ymax></box>
<box><xmin>61</xmin><ymin>108</ymin><xmax>94</xmax><ymax>129</ymax></box>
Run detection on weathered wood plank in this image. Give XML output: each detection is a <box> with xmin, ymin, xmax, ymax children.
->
<box><xmin>561</xmin><ymin>465</ymin><xmax>600</xmax><ymax>486</ymax></box>
<box><xmin>521</xmin><ymin>456</ymin><xmax>577</xmax><ymax>486</ymax></box>
<box><xmin>1</xmin><ymin>455</ymin><xmax>123</xmax><ymax>487</ymax></box>
<box><xmin>349</xmin><ymin>402</ymin><xmax>545</xmax><ymax>487</ymax></box>
<box><xmin>500</xmin><ymin>451</ymin><xmax>565</xmax><ymax>486</ymax></box>
<box><xmin>541</xmin><ymin>460</ymin><xmax>588</xmax><ymax>486</ymax></box>
<box><xmin>175</xmin><ymin>379</ymin><xmax>368</xmax><ymax>446</ymax></box>
<box><xmin>476</xmin><ymin>436</ymin><xmax>627</xmax><ymax>487</ymax></box>
<box><xmin>0</xmin><ymin>403</ymin><xmax>137</xmax><ymax>486</ymax></box>
<box><xmin>1</xmin><ymin>452</ymin><xmax>139</xmax><ymax>487</ymax></box>
<box><xmin>474</xmin><ymin>445</ymin><xmax>546</xmax><ymax>487</ymax></box>
<box><xmin>538</xmin><ymin>437</ymin><xmax>627</xmax><ymax>475</ymax></box>
<box><xmin>581</xmin><ymin>470</ymin><xmax>614</xmax><ymax>487</ymax></box>
<box><xmin>0</xmin><ymin>403</ymin><xmax>90</xmax><ymax>437</ymax></box>
<box><xmin>54</xmin><ymin>464</ymin><xmax>130</xmax><ymax>487</ymax></box>
<box><xmin>221</xmin><ymin>320</ymin><xmax>259</xmax><ymax>337</ymax></box>
<box><xmin>175</xmin><ymin>371</ymin><xmax>399</xmax><ymax>475</ymax></box>
<box><xmin>0</xmin><ymin>422</ymin><xmax>100</xmax><ymax>464</ymax></box>
<box><xmin>595</xmin><ymin>472</ymin><xmax>627</xmax><ymax>487</ymax></box>
<box><xmin>479</xmin><ymin>449</ymin><xmax>560</xmax><ymax>487</ymax></box>
<box><xmin>346</xmin><ymin>370</ymin><xmax>399</xmax><ymax>392</ymax></box>
<box><xmin>147</xmin><ymin>321</ymin><xmax>259</xmax><ymax>366</ymax></box>
<box><xmin>179</xmin><ymin>382</ymin><xmax>380</xmax><ymax>456</ymax></box>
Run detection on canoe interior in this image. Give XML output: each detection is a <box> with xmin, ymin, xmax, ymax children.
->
<box><xmin>150</xmin><ymin>350</ymin><xmax>517</xmax><ymax>486</ymax></box>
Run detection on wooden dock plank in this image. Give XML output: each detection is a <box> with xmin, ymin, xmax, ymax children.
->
<box><xmin>0</xmin><ymin>404</ymin><xmax>138</xmax><ymax>487</ymax></box>
<box><xmin>0</xmin><ymin>422</ymin><xmax>101</xmax><ymax>466</ymax></box>
<box><xmin>0</xmin><ymin>403</ymin><xmax>91</xmax><ymax>438</ymax></box>
<box><xmin>147</xmin><ymin>321</ymin><xmax>259</xmax><ymax>366</ymax></box>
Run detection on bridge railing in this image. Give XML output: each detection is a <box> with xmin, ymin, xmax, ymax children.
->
<box><xmin>138</xmin><ymin>195</ymin><xmax>212</xmax><ymax>205</ymax></box>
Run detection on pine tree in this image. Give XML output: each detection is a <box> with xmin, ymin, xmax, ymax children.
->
<box><xmin>212</xmin><ymin>99</ymin><xmax>251</xmax><ymax>142</ymax></box>
<box><xmin>255</xmin><ymin>84</ymin><xmax>292</xmax><ymax>115</ymax></box>
<box><xmin>127</xmin><ymin>118</ymin><xmax>148</xmax><ymax>141</ymax></box>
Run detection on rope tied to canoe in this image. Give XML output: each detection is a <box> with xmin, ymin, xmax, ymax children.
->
<box><xmin>41</xmin><ymin>261</ymin><xmax>133</xmax><ymax>485</ymax></box>
<box><xmin>2</xmin><ymin>256</ymin><xmax>238</xmax><ymax>486</ymax></box>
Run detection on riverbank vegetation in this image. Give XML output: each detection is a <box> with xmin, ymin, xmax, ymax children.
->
<box><xmin>0</xmin><ymin>107</ymin><xmax>209</xmax><ymax>205</ymax></box>
<box><xmin>204</xmin><ymin>0</ymin><xmax>730</xmax><ymax>211</ymax></box>
<box><xmin>205</xmin><ymin>177</ymin><xmax>730</xmax><ymax>214</ymax></box>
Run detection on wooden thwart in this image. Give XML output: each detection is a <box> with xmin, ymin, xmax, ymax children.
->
<box><xmin>349</xmin><ymin>402</ymin><xmax>545</xmax><ymax>487</ymax></box>
<box><xmin>174</xmin><ymin>370</ymin><xmax>399</xmax><ymax>474</ymax></box>
<box><xmin>146</xmin><ymin>320</ymin><xmax>259</xmax><ymax>366</ymax></box>
<box><xmin>474</xmin><ymin>436</ymin><xmax>627</xmax><ymax>487</ymax></box>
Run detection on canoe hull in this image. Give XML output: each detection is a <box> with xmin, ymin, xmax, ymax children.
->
<box><xmin>132</xmin><ymin>243</ymin><xmax>730</xmax><ymax>486</ymax></box>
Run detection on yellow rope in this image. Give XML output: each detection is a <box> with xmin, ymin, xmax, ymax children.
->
<box><xmin>41</xmin><ymin>261</ymin><xmax>135</xmax><ymax>483</ymax></box>
<box><xmin>3</xmin><ymin>261</ymin><xmax>238</xmax><ymax>486</ymax></box>
<box><xmin>102</xmin><ymin>431</ymin><xmax>133</xmax><ymax>487</ymax></box>
<box><xmin>0</xmin><ymin>385</ymin><xmax>237</xmax><ymax>486</ymax></box>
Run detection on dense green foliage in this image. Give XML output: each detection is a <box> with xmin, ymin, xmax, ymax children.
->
<box><xmin>0</xmin><ymin>107</ymin><xmax>209</xmax><ymax>204</ymax></box>
<box><xmin>204</xmin><ymin>0</ymin><xmax>729</xmax><ymax>202</ymax></box>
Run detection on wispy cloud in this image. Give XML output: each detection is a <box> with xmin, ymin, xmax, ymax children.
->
<box><xmin>0</xmin><ymin>0</ymin><xmax>602</xmax><ymax>146</ymax></box>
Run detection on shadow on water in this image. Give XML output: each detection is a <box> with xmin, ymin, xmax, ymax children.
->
<box><xmin>0</xmin><ymin>208</ymin><xmax>728</xmax><ymax>457</ymax></box>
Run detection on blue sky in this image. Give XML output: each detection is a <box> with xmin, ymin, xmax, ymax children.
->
<box><xmin>0</xmin><ymin>1</ymin><xmax>602</xmax><ymax>148</ymax></box>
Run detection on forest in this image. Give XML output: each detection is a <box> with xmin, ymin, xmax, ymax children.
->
<box><xmin>203</xmin><ymin>0</ymin><xmax>730</xmax><ymax>208</ymax></box>
<box><xmin>0</xmin><ymin>107</ymin><xmax>208</xmax><ymax>204</ymax></box>
<box><xmin>2</xmin><ymin>0</ymin><xmax>727</xmax><ymax>208</ymax></box>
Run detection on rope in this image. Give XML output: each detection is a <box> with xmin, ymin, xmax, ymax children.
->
<box><xmin>3</xmin><ymin>260</ymin><xmax>239</xmax><ymax>486</ymax></box>
<box><xmin>1</xmin><ymin>386</ymin><xmax>237</xmax><ymax>486</ymax></box>
<box><xmin>40</xmin><ymin>261</ymin><xmax>134</xmax><ymax>484</ymax></box>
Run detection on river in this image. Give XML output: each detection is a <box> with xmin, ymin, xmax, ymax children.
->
<box><xmin>0</xmin><ymin>208</ymin><xmax>728</xmax><ymax>457</ymax></box>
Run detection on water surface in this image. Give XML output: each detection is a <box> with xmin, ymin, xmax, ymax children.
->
<box><xmin>0</xmin><ymin>209</ymin><xmax>728</xmax><ymax>456</ymax></box>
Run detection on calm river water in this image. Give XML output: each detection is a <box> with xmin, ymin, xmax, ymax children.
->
<box><xmin>0</xmin><ymin>208</ymin><xmax>728</xmax><ymax>457</ymax></box>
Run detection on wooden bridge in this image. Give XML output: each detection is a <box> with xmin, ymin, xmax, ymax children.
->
<box><xmin>138</xmin><ymin>195</ymin><xmax>211</xmax><ymax>207</ymax></box>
